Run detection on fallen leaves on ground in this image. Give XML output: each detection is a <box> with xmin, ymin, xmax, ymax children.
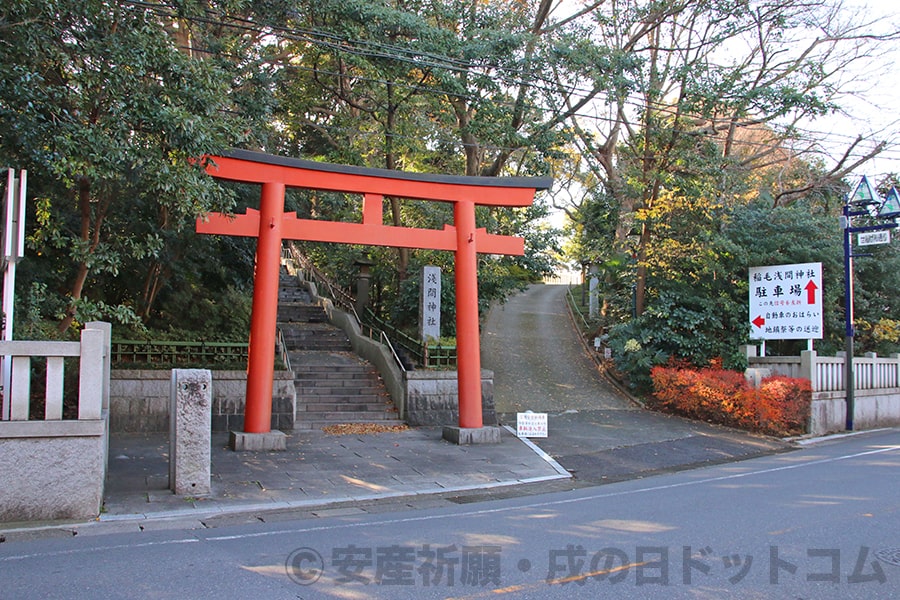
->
<box><xmin>321</xmin><ymin>423</ymin><xmax>410</xmax><ymax>435</ymax></box>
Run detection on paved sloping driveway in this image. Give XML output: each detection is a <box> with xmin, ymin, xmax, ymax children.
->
<box><xmin>482</xmin><ymin>283</ymin><xmax>633</xmax><ymax>412</ymax></box>
<box><xmin>482</xmin><ymin>284</ymin><xmax>791</xmax><ymax>483</ymax></box>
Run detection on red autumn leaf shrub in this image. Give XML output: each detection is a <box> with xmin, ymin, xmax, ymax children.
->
<box><xmin>650</xmin><ymin>365</ymin><xmax>811</xmax><ymax>436</ymax></box>
<box><xmin>742</xmin><ymin>375</ymin><xmax>812</xmax><ymax>436</ymax></box>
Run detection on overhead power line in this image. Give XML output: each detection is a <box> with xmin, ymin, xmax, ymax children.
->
<box><xmin>111</xmin><ymin>0</ymin><xmax>900</xmax><ymax>173</ymax></box>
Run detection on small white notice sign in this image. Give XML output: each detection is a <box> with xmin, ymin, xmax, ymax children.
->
<box><xmin>858</xmin><ymin>230</ymin><xmax>890</xmax><ymax>246</ymax></box>
<box><xmin>516</xmin><ymin>412</ymin><xmax>548</xmax><ymax>438</ymax></box>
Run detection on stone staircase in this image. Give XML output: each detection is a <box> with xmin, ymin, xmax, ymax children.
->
<box><xmin>278</xmin><ymin>270</ymin><xmax>402</xmax><ymax>430</ymax></box>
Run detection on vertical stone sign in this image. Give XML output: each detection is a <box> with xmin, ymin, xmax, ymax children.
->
<box><xmin>170</xmin><ymin>369</ymin><xmax>212</xmax><ymax>495</ymax></box>
<box><xmin>589</xmin><ymin>275</ymin><xmax>600</xmax><ymax>319</ymax></box>
<box><xmin>420</xmin><ymin>265</ymin><xmax>441</xmax><ymax>343</ymax></box>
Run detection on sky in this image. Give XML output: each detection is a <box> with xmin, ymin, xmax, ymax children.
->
<box><xmin>542</xmin><ymin>0</ymin><xmax>900</xmax><ymax>240</ymax></box>
<box><xmin>809</xmin><ymin>0</ymin><xmax>900</xmax><ymax>181</ymax></box>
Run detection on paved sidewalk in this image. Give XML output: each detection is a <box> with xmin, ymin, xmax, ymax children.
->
<box><xmin>98</xmin><ymin>426</ymin><xmax>569</xmax><ymax>526</ymax></box>
<box><xmin>0</xmin><ymin>283</ymin><xmax>793</xmax><ymax>537</ymax></box>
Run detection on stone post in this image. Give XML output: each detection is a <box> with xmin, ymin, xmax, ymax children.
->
<box><xmin>800</xmin><ymin>350</ymin><xmax>817</xmax><ymax>392</ymax></box>
<box><xmin>170</xmin><ymin>369</ymin><xmax>212</xmax><ymax>495</ymax></box>
<box><xmin>355</xmin><ymin>258</ymin><xmax>374</xmax><ymax>317</ymax></box>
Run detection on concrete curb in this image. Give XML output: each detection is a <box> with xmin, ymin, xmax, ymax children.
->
<box><xmin>560</xmin><ymin>285</ymin><xmax>645</xmax><ymax>408</ymax></box>
<box><xmin>501</xmin><ymin>425</ymin><xmax>570</xmax><ymax>477</ymax></box>
<box><xmin>0</xmin><ymin>428</ymin><xmax>572</xmax><ymax>537</ymax></box>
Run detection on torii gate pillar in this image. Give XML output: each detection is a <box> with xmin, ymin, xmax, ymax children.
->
<box><xmin>244</xmin><ymin>182</ymin><xmax>285</xmax><ymax>435</ymax></box>
<box><xmin>454</xmin><ymin>200</ymin><xmax>481</xmax><ymax>429</ymax></box>
<box><xmin>196</xmin><ymin>151</ymin><xmax>551</xmax><ymax>448</ymax></box>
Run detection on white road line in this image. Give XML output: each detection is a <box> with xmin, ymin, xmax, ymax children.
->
<box><xmin>4</xmin><ymin>442</ymin><xmax>897</xmax><ymax>558</ymax></box>
<box><xmin>0</xmin><ymin>538</ymin><xmax>199</xmax><ymax>563</ymax></box>
<box><xmin>206</xmin><ymin>442</ymin><xmax>900</xmax><ymax>542</ymax></box>
<box><xmin>502</xmin><ymin>424</ymin><xmax>570</xmax><ymax>476</ymax></box>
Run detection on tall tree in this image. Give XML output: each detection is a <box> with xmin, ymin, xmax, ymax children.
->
<box><xmin>0</xmin><ymin>0</ymin><xmax>266</xmax><ymax>332</ymax></box>
<box><xmin>561</xmin><ymin>0</ymin><xmax>898</xmax><ymax>315</ymax></box>
<box><xmin>255</xmin><ymin>0</ymin><xmax>570</xmax><ymax>304</ymax></box>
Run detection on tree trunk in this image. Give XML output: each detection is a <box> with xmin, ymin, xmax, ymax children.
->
<box><xmin>58</xmin><ymin>177</ymin><xmax>105</xmax><ymax>333</ymax></box>
<box><xmin>384</xmin><ymin>82</ymin><xmax>410</xmax><ymax>282</ymax></box>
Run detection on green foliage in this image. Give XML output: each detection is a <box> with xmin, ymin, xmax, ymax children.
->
<box><xmin>605</xmin><ymin>321</ymin><xmax>669</xmax><ymax>393</ymax></box>
<box><xmin>4</xmin><ymin>0</ymin><xmax>890</xmax><ymax>363</ymax></box>
<box><xmin>0</xmin><ymin>0</ymin><xmax>253</xmax><ymax>334</ymax></box>
<box><xmin>605</xmin><ymin>193</ymin><xmax>900</xmax><ymax>390</ymax></box>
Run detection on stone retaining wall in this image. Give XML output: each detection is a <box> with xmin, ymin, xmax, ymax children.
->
<box><xmin>810</xmin><ymin>388</ymin><xmax>900</xmax><ymax>435</ymax></box>
<box><xmin>0</xmin><ymin>322</ymin><xmax>111</xmax><ymax>523</ymax></box>
<box><xmin>0</xmin><ymin>420</ymin><xmax>107</xmax><ymax>522</ymax></box>
<box><xmin>405</xmin><ymin>370</ymin><xmax>495</xmax><ymax>427</ymax></box>
<box><xmin>109</xmin><ymin>370</ymin><xmax>296</xmax><ymax>433</ymax></box>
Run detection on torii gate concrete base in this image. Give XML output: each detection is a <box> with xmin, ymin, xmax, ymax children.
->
<box><xmin>230</xmin><ymin>430</ymin><xmax>287</xmax><ymax>452</ymax></box>
<box><xmin>196</xmin><ymin>150</ymin><xmax>550</xmax><ymax>449</ymax></box>
<box><xmin>442</xmin><ymin>425</ymin><xmax>501</xmax><ymax>445</ymax></box>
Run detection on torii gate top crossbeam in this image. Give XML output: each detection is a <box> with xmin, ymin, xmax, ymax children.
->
<box><xmin>204</xmin><ymin>149</ymin><xmax>552</xmax><ymax>206</ymax></box>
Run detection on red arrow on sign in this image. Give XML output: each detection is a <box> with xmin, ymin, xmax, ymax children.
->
<box><xmin>805</xmin><ymin>280</ymin><xmax>818</xmax><ymax>304</ymax></box>
<box><xmin>752</xmin><ymin>315</ymin><xmax>765</xmax><ymax>328</ymax></box>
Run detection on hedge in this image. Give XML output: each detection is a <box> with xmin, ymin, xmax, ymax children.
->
<box><xmin>650</xmin><ymin>364</ymin><xmax>811</xmax><ymax>436</ymax></box>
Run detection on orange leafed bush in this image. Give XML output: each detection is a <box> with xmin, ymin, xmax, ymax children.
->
<box><xmin>650</xmin><ymin>365</ymin><xmax>811</xmax><ymax>436</ymax></box>
<box><xmin>743</xmin><ymin>376</ymin><xmax>812</xmax><ymax>435</ymax></box>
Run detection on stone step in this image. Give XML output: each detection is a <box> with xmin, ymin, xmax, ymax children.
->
<box><xmin>296</xmin><ymin>378</ymin><xmax>383</xmax><ymax>389</ymax></box>
<box><xmin>281</xmin><ymin>335</ymin><xmax>350</xmax><ymax>345</ymax></box>
<box><xmin>278</xmin><ymin>297</ymin><xmax>314</xmax><ymax>307</ymax></box>
<box><xmin>277</xmin><ymin>308</ymin><xmax>326</xmax><ymax>323</ymax></box>
<box><xmin>296</xmin><ymin>381</ymin><xmax>384</xmax><ymax>392</ymax></box>
<box><xmin>281</xmin><ymin>328</ymin><xmax>346</xmax><ymax>336</ymax></box>
<box><xmin>289</xmin><ymin>343</ymin><xmax>353</xmax><ymax>353</ymax></box>
<box><xmin>285</xmin><ymin>339</ymin><xmax>349</xmax><ymax>346</ymax></box>
<box><xmin>297</xmin><ymin>394</ymin><xmax>393</xmax><ymax>412</ymax></box>
<box><xmin>293</xmin><ymin>417</ymin><xmax>405</xmax><ymax>430</ymax></box>
<box><xmin>297</xmin><ymin>401</ymin><xmax>393</xmax><ymax>413</ymax></box>
<box><xmin>293</xmin><ymin>371</ymin><xmax>376</xmax><ymax>382</ymax></box>
<box><xmin>290</xmin><ymin>359</ymin><xmax>372</xmax><ymax>371</ymax></box>
<box><xmin>278</xmin><ymin>267</ymin><xmax>401</xmax><ymax>429</ymax></box>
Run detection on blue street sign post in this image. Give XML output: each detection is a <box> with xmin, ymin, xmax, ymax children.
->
<box><xmin>841</xmin><ymin>176</ymin><xmax>899</xmax><ymax>430</ymax></box>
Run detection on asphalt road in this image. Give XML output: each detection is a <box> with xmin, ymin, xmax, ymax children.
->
<box><xmin>482</xmin><ymin>283</ymin><xmax>631</xmax><ymax>413</ymax></box>
<box><xmin>481</xmin><ymin>284</ymin><xmax>790</xmax><ymax>483</ymax></box>
<box><xmin>3</xmin><ymin>429</ymin><xmax>898</xmax><ymax>599</ymax></box>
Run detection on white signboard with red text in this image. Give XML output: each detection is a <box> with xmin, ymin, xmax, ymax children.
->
<box><xmin>516</xmin><ymin>411</ymin><xmax>548</xmax><ymax>438</ymax></box>
<box><xmin>749</xmin><ymin>262</ymin><xmax>823</xmax><ymax>340</ymax></box>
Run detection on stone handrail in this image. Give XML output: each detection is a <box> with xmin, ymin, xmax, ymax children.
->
<box><xmin>746</xmin><ymin>348</ymin><xmax>900</xmax><ymax>393</ymax></box>
<box><xmin>2</xmin><ymin>322</ymin><xmax>109</xmax><ymax>421</ymax></box>
<box><xmin>0</xmin><ymin>321</ymin><xmax>111</xmax><ymax>522</ymax></box>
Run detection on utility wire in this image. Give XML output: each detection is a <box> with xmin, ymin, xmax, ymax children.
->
<box><xmin>110</xmin><ymin>0</ymin><xmax>900</xmax><ymax>174</ymax></box>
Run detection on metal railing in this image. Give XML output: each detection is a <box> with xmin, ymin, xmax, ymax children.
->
<box><xmin>111</xmin><ymin>339</ymin><xmax>249</xmax><ymax>366</ymax></box>
<box><xmin>276</xmin><ymin>327</ymin><xmax>292</xmax><ymax>373</ymax></box>
<box><xmin>286</xmin><ymin>244</ymin><xmax>356</xmax><ymax>313</ymax></box>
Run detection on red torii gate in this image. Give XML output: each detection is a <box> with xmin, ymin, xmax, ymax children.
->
<box><xmin>196</xmin><ymin>150</ymin><xmax>551</xmax><ymax>445</ymax></box>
